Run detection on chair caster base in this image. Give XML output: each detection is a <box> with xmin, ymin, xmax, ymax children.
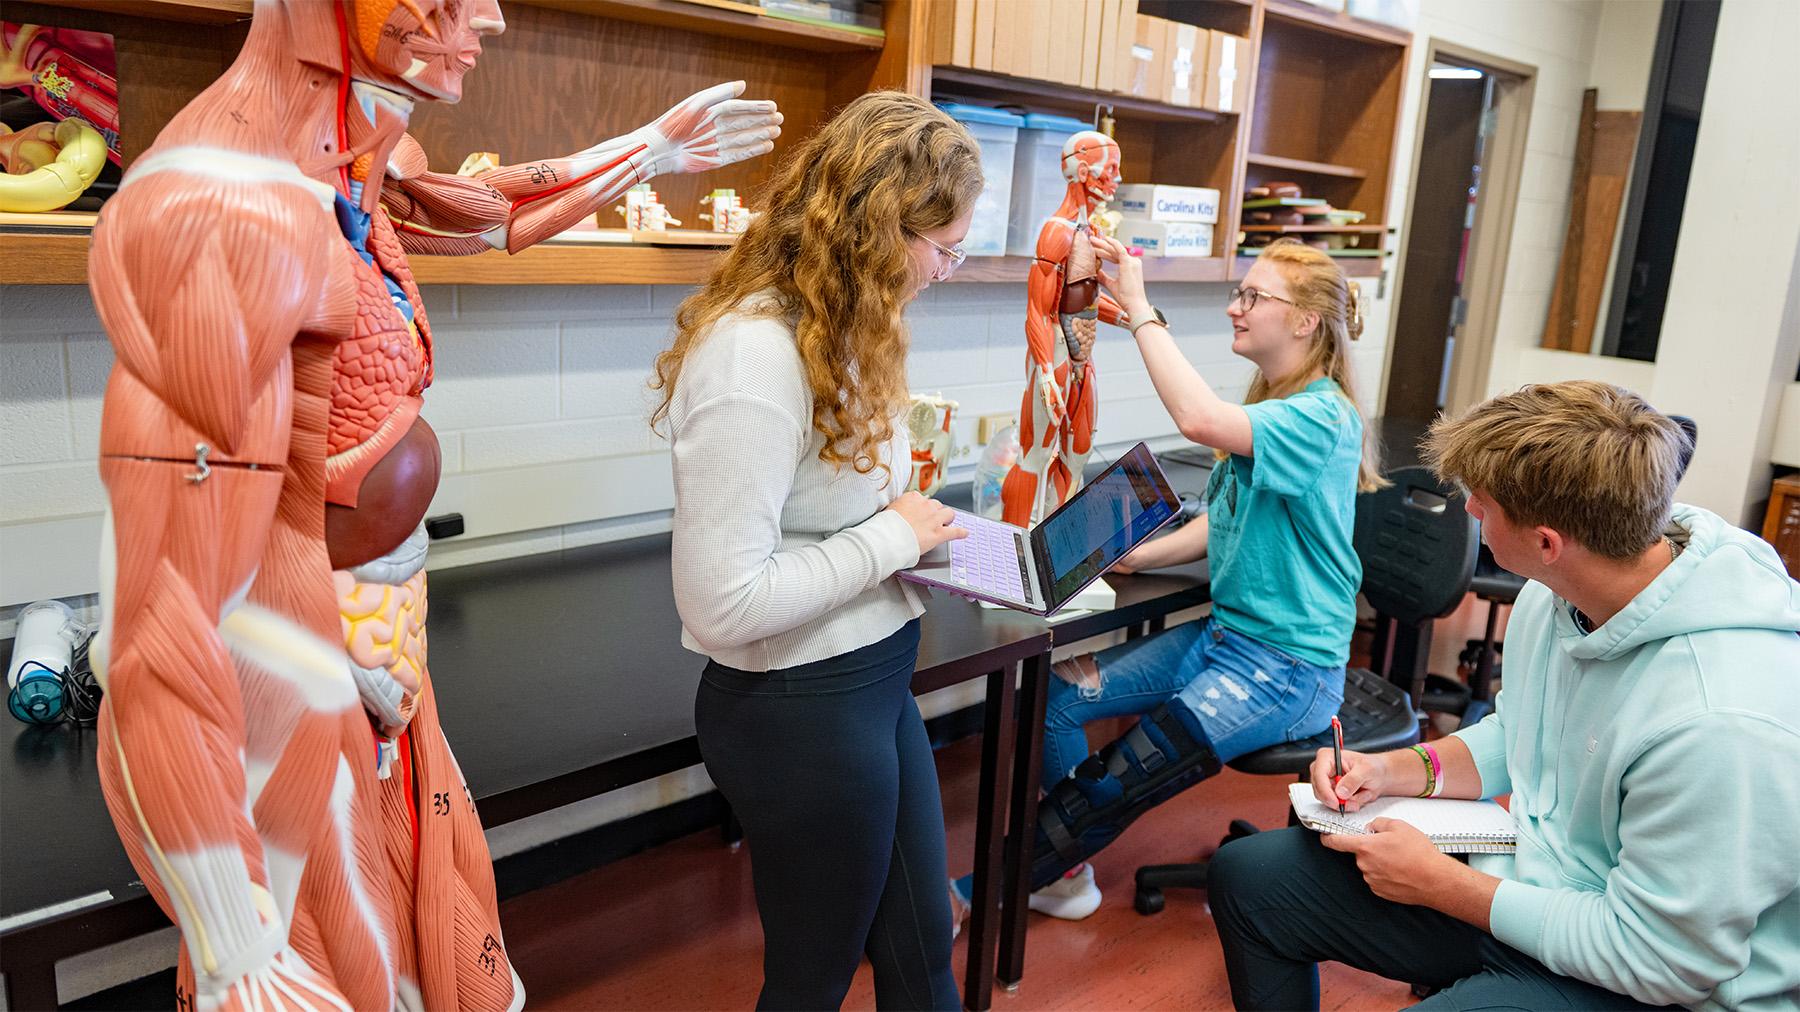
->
<box><xmin>1134</xmin><ymin>887</ymin><xmax>1165</xmax><ymax>915</ymax></box>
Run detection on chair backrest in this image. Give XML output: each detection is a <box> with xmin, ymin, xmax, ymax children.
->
<box><xmin>1355</xmin><ymin>466</ymin><xmax>1478</xmax><ymax>626</ymax></box>
<box><xmin>1669</xmin><ymin>414</ymin><xmax>1698</xmax><ymax>480</ymax></box>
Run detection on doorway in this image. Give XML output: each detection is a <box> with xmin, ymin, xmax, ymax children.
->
<box><xmin>1381</xmin><ymin>45</ymin><xmax>1535</xmax><ymax>422</ymax></box>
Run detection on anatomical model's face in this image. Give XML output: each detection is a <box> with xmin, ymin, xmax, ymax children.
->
<box><xmin>349</xmin><ymin>0</ymin><xmax>506</xmax><ymax>103</ymax></box>
<box><xmin>1062</xmin><ymin>131</ymin><xmax>1121</xmax><ymax>203</ymax></box>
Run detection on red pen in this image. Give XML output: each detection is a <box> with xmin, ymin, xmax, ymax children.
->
<box><xmin>1330</xmin><ymin>715</ymin><xmax>1346</xmax><ymax>815</ymax></box>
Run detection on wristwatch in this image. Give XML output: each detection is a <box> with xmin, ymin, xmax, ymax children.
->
<box><xmin>1129</xmin><ymin>305</ymin><xmax>1168</xmax><ymax>336</ymax></box>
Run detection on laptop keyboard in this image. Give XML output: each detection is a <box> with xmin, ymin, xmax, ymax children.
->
<box><xmin>947</xmin><ymin>511</ymin><xmax>1030</xmax><ymax>601</ymax></box>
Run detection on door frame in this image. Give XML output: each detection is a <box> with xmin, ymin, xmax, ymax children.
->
<box><xmin>1377</xmin><ymin>41</ymin><xmax>1536</xmax><ymax>419</ymax></box>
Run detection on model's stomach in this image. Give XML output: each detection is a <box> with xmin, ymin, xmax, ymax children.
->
<box><xmin>325</xmin><ymin>413</ymin><xmax>441</xmax><ymax>571</ymax></box>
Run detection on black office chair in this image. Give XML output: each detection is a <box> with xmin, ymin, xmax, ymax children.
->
<box><xmin>1359</xmin><ymin>466</ymin><xmax>1482</xmax><ymax>720</ymax></box>
<box><xmin>1132</xmin><ymin>666</ymin><xmax>1417</xmax><ymax>913</ymax></box>
<box><xmin>1456</xmin><ymin>544</ymin><xmax>1522</xmax><ymax>726</ymax></box>
<box><xmin>1132</xmin><ymin>466</ymin><xmax>1473</xmax><ymax>914</ymax></box>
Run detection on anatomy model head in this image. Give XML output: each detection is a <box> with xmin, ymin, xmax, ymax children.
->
<box><xmin>345</xmin><ymin>0</ymin><xmax>506</xmax><ymax>103</ymax></box>
<box><xmin>1061</xmin><ymin>130</ymin><xmax>1120</xmax><ymax>203</ymax></box>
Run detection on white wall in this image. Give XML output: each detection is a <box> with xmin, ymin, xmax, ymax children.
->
<box><xmin>1380</xmin><ymin>0</ymin><xmax>1799</xmax><ymax>525</ymax></box>
<box><xmin>0</xmin><ymin>279</ymin><xmax>1259</xmax><ymax>618</ymax></box>
<box><xmin>1645</xmin><ymin>0</ymin><xmax>1800</xmax><ymax>523</ymax></box>
<box><xmin>1378</xmin><ymin>0</ymin><xmax>1609</xmax><ymax>399</ymax></box>
<box><xmin>1588</xmin><ymin>0</ymin><xmax>1661</xmax><ymax>108</ymax></box>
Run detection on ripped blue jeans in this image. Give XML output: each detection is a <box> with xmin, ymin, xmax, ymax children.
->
<box><xmin>1043</xmin><ymin>617</ymin><xmax>1344</xmax><ymax>786</ymax></box>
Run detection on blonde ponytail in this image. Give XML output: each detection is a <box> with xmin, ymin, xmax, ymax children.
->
<box><xmin>1223</xmin><ymin>239</ymin><xmax>1387</xmax><ymax>492</ymax></box>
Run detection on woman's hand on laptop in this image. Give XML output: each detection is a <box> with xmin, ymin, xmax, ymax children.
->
<box><xmin>887</xmin><ymin>492</ymin><xmax>968</xmax><ymax>555</ymax></box>
<box><xmin>1110</xmin><ymin>540</ymin><xmax>1155</xmax><ymax>575</ymax></box>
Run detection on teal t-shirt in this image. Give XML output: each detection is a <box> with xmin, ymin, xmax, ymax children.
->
<box><xmin>1204</xmin><ymin>377</ymin><xmax>1362</xmax><ymax>668</ymax></box>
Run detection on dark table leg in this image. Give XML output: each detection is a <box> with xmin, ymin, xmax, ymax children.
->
<box><xmin>2</xmin><ymin>960</ymin><xmax>59</xmax><ymax>1011</ymax></box>
<box><xmin>961</xmin><ymin>663</ymin><xmax>1018</xmax><ymax>1012</ymax></box>
<box><xmin>997</xmin><ymin>650</ymin><xmax>1051</xmax><ymax>989</ymax></box>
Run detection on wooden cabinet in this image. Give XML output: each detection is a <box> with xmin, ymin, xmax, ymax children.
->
<box><xmin>1763</xmin><ymin>475</ymin><xmax>1800</xmax><ymax>579</ymax></box>
<box><xmin>1238</xmin><ymin>0</ymin><xmax>1407</xmax><ymax>277</ymax></box>
<box><xmin>2</xmin><ymin>0</ymin><xmax>1410</xmax><ymax>286</ymax></box>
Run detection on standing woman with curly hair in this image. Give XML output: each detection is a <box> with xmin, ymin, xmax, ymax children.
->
<box><xmin>651</xmin><ymin>91</ymin><xmax>981</xmax><ymax>1010</ymax></box>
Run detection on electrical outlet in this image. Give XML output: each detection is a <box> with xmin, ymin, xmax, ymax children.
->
<box><xmin>976</xmin><ymin>412</ymin><xmax>1014</xmax><ymax>447</ymax></box>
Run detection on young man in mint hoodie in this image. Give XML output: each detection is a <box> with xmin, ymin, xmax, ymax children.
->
<box><xmin>1208</xmin><ymin>381</ymin><xmax>1800</xmax><ymax>1011</ymax></box>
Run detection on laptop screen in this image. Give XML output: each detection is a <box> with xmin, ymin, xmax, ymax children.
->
<box><xmin>1036</xmin><ymin>443</ymin><xmax>1180</xmax><ymax>607</ymax></box>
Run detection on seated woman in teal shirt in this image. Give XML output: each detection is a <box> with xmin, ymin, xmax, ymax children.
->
<box><xmin>951</xmin><ymin>238</ymin><xmax>1386</xmax><ymax>927</ymax></box>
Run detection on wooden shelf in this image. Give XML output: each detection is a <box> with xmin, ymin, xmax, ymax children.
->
<box><xmin>1261</xmin><ymin>0</ymin><xmax>1411</xmax><ymax>46</ymax></box>
<box><xmin>1246</xmin><ymin>152</ymin><xmax>1369</xmax><ymax>179</ymax></box>
<box><xmin>513</xmin><ymin>0</ymin><xmax>883</xmax><ymax>52</ymax></box>
<box><xmin>3</xmin><ymin>231</ymin><xmax>1230</xmax><ymax>286</ymax></box>
<box><xmin>1239</xmin><ymin>223</ymin><xmax>1385</xmax><ymax>233</ymax></box>
<box><xmin>930</xmin><ymin>67</ymin><xmax>1229</xmax><ymax>125</ymax></box>
<box><xmin>26</xmin><ymin>0</ymin><xmax>251</xmax><ymax>24</ymax></box>
<box><xmin>0</xmin><ymin>231</ymin><xmax>733</xmax><ymax>286</ymax></box>
<box><xmin>1235</xmin><ymin>252</ymin><xmax>1384</xmax><ymax>277</ymax></box>
<box><xmin>952</xmin><ymin>255</ymin><xmax>1228</xmax><ymax>284</ymax></box>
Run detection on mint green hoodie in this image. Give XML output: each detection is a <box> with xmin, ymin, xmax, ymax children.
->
<box><xmin>1454</xmin><ymin>504</ymin><xmax>1800</xmax><ymax>1011</ymax></box>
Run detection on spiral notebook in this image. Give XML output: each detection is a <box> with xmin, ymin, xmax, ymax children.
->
<box><xmin>1288</xmin><ymin>784</ymin><xmax>1518</xmax><ymax>855</ymax></box>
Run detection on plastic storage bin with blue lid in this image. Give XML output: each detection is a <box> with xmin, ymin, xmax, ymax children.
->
<box><xmin>936</xmin><ymin>102</ymin><xmax>1023</xmax><ymax>258</ymax></box>
<box><xmin>1007</xmin><ymin>113</ymin><xmax>1094</xmax><ymax>257</ymax></box>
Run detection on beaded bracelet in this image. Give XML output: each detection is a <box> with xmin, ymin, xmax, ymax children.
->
<box><xmin>1411</xmin><ymin>744</ymin><xmax>1441</xmax><ymax>798</ymax></box>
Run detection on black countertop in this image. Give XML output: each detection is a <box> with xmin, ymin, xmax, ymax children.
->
<box><xmin>1</xmin><ymin>451</ymin><xmax>1215</xmax><ymax>931</ymax></box>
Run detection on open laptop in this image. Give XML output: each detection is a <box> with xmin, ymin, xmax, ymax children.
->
<box><xmin>899</xmin><ymin>442</ymin><xmax>1181</xmax><ymax>616</ymax></box>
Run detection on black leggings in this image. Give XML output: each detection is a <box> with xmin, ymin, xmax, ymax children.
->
<box><xmin>695</xmin><ymin>620</ymin><xmax>960</xmax><ymax>1011</ymax></box>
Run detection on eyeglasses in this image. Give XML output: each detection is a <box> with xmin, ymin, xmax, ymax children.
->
<box><xmin>1229</xmin><ymin>286</ymin><xmax>1296</xmax><ymax>312</ymax></box>
<box><xmin>914</xmin><ymin>231</ymin><xmax>967</xmax><ymax>274</ymax></box>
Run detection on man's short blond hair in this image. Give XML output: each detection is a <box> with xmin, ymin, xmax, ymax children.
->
<box><xmin>1422</xmin><ymin>381</ymin><xmax>1692</xmax><ymax>560</ymax></box>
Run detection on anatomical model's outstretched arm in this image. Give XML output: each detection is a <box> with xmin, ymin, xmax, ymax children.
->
<box><xmin>380</xmin><ymin>80</ymin><xmax>781</xmax><ymax>255</ymax></box>
<box><xmin>90</xmin><ymin>172</ymin><xmax>373</xmax><ymax>1009</ymax></box>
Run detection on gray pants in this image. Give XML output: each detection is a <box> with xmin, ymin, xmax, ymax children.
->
<box><xmin>1208</xmin><ymin>827</ymin><xmax>1679</xmax><ymax>1011</ymax></box>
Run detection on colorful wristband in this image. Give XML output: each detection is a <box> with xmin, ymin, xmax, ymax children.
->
<box><xmin>1410</xmin><ymin>744</ymin><xmax>1438</xmax><ymax>798</ymax></box>
<box><xmin>1423</xmin><ymin>742</ymin><xmax>1445</xmax><ymax>797</ymax></box>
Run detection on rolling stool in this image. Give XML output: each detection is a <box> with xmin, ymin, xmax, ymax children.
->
<box><xmin>1132</xmin><ymin>666</ymin><xmax>1420</xmax><ymax>914</ymax></box>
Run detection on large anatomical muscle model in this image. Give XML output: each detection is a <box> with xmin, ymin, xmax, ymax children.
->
<box><xmin>1000</xmin><ymin>130</ymin><xmax>1125</xmax><ymax>527</ymax></box>
<box><xmin>85</xmin><ymin>2</ymin><xmax>779</xmax><ymax>1008</ymax></box>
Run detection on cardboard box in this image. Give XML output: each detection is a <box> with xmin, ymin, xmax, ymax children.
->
<box><xmin>1095</xmin><ymin>0</ymin><xmax>1120</xmax><ymax>93</ymax></box>
<box><xmin>931</xmin><ymin>0</ymin><xmax>977</xmax><ymax>67</ymax></box>
<box><xmin>1080</xmin><ymin>0</ymin><xmax>1105</xmax><ymax>89</ymax></box>
<box><xmin>972</xmin><ymin>0</ymin><xmax>996</xmax><ymax>71</ymax></box>
<box><xmin>1113</xmin><ymin>0</ymin><xmax>1140</xmax><ymax>93</ymax></box>
<box><xmin>1114</xmin><ymin>184</ymin><xmax>1221</xmax><ymax>223</ymax></box>
<box><xmin>1202</xmin><ymin>30</ymin><xmax>1248</xmax><ymax>113</ymax></box>
<box><xmin>1164</xmin><ymin>20</ymin><xmax>1201</xmax><ymax>106</ymax></box>
<box><xmin>1119</xmin><ymin>219</ymin><xmax>1214</xmax><ymax>257</ymax></box>
<box><xmin>1029</xmin><ymin>0</ymin><xmax>1055</xmax><ymax>80</ymax></box>
<box><xmin>1123</xmin><ymin>13</ymin><xmax>1163</xmax><ymax>98</ymax></box>
<box><xmin>989</xmin><ymin>0</ymin><xmax>1020</xmax><ymax>74</ymax></box>
<box><xmin>1054</xmin><ymin>0</ymin><xmax>1085</xmax><ymax>85</ymax></box>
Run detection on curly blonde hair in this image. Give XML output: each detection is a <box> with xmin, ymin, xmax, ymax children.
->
<box><xmin>650</xmin><ymin>91</ymin><xmax>984</xmax><ymax>478</ymax></box>
<box><xmin>1229</xmin><ymin>238</ymin><xmax>1386</xmax><ymax>492</ymax></box>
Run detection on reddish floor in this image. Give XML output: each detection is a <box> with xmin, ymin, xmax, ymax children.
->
<box><xmin>499</xmin><ymin>727</ymin><xmax>1421</xmax><ymax>1010</ymax></box>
